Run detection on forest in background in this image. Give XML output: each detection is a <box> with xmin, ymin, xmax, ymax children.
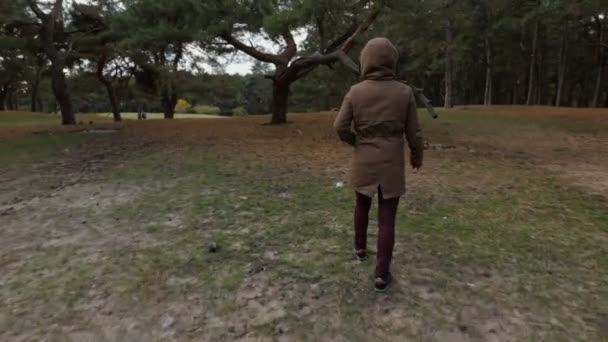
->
<box><xmin>1</xmin><ymin>0</ymin><xmax>606</xmax><ymax>124</ymax></box>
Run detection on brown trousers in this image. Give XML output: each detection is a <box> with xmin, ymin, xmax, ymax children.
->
<box><xmin>354</xmin><ymin>187</ymin><xmax>400</xmax><ymax>278</ymax></box>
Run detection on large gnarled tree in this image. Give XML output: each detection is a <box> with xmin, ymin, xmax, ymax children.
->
<box><xmin>218</xmin><ymin>0</ymin><xmax>384</xmax><ymax>124</ymax></box>
<box><xmin>27</xmin><ymin>0</ymin><xmax>75</xmax><ymax>125</ymax></box>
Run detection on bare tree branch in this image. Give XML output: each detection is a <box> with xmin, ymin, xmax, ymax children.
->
<box><xmin>280</xmin><ymin>29</ymin><xmax>297</xmax><ymax>61</ymax></box>
<box><xmin>338</xmin><ymin>4</ymin><xmax>381</xmax><ymax>52</ymax></box>
<box><xmin>26</xmin><ymin>0</ymin><xmax>47</xmax><ymax>19</ymax></box>
<box><xmin>51</xmin><ymin>0</ymin><xmax>64</xmax><ymax>21</ymax></box>
<box><xmin>220</xmin><ymin>32</ymin><xmax>282</xmax><ymax>65</ymax></box>
<box><xmin>280</xmin><ymin>3</ymin><xmax>383</xmax><ymax>82</ymax></box>
<box><xmin>323</xmin><ymin>22</ymin><xmax>358</xmax><ymax>54</ymax></box>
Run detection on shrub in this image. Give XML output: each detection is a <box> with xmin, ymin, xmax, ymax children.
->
<box><xmin>232</xmin><ymin>106</ymin><xmax>248</xmax><ymax>116</ymax></box>
<box><xmin>192</xmin><ymin>105</ymin><xmax>221</xmax><ymax>115</ymax></box>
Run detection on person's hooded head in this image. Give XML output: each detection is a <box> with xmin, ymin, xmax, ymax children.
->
<box><xmin>359</xmin><ymin>37</ymin><xmax>399</xmax><ymax>81</ymax></box>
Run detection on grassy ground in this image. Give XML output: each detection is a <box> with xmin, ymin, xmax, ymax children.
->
<box><xmin>0</xmin><ymin>111</ymin><xmax>100</xmax><ymax>127</ymax></box>
<box><xmin>0</xmin><ymin>111</ymin><xmax>225</xmax><ymax>128</ymax></box>
<box><xmin>0</xmin><ymin>107</ymin><xmax>607</xmax><ymax>341</ymax></box>
<box><xmin>95</xmin><ymin>113</ymin><xmax>228</xmax><ymax>120</ymax></box>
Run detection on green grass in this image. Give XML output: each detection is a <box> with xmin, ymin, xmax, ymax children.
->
<box><xmin>424</xmin><ymin>109</ymin><xmax>608</xmax><ymax>134</ymax></box>
<box><xmin>0</xmin><ymin>111</ymin><xmax>109</xmax><ymax>126</ymax></box>
<box><xmin>124</xmin><ymin>148</ymin><xmax>606</xmax><ymax>330</ymax></box>
<box><xmin>95</xmin><ymin>112</ymin><xmax>228</xmax><ymax>120</ymax></box>
<box><xmin>402</xmin><ymin>175</ymin><xmax>608</xmax><ymax>267</ymax></box>
<box><xmin>0</xmin><ymin>132</ymin><xmax>89</xmax><ymax>166</ymax></box>
<box><xmin>0</xmin><ymin>111</ymin><xmax>60</xmax><ymax>126</ymax></box>
<box><xmin>99</xmin><ymin>149</ymin><xmax>608</xmax><ymax>332</ymax></box>
<box><xmin>0</xmin><ymin>111</ymin><xmax>227</xmax><ymax>128</ymax></box>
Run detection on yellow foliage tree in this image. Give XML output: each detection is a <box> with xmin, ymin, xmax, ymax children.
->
<box><xmin>174</xmin><ymin>99</ymin><xmax>192</xmax><ymax>113</ymax></box>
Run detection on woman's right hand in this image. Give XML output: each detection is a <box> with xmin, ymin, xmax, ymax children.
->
<box><xmin>410</xmin><ymin>153</ymin><xmax>422</xmax><ymax>170</ymax></box>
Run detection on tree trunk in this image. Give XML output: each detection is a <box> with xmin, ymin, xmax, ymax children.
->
<box><xmin>7</xmin><ymin>91</ymin><xmax>15</xmax><ymax>110</ymax></box>
<box><xmin>30</xmin><ymin>81</ymin><xmax>39</xmax><ymax>112</ymax></box>
<box><xmin>29</xmin><ymin>56</ymin><xmax>44</xmax><ymax>112</ymax></box>
<box><xmin>50</xmin><ymin>65</ymin><xmax>76</xmax><ymax>125</ymax></box>
<box><xmin>511</xmin><ymin>80</ymin><xmax>520</xmax><ymax>104</ymax></box>
<box><xmin>271</xmin><ymin>82</ymin><xmax>289</xmax><ymax>124</ymax></box>
<box><xmin>28</xmin><ymin>0</ymin><xmax>75</xmax><ymax>125</ymax></box>
<box><xmin>99</xmin><ymin>78</ymin><xmax>121</xmax><ymax>122</ymax></box>
<box><xmin>161</xmin><ymin>88</ymin><xmax>177</xmax><ymax>119</ymax></box>
<box><xmin>592</xmin><ymin>63</ymin><xmax>604</xmax><ymax>107</ymax></box>
<box><xmin>444</xmin><ymin>18</ymin><xmax>454</xmax><ymax>109</ymax></box>
<box><xmin>162</xmin><ymin>97</ymin><xmax>177</xmax><ymax>119</ymax></box>
<box><xmin>96</xmin><ymin>55</ymin><xmax>122</xmax><ymax>121</ymax></box>
<box><xmin>105</xmin><ymin>82</ymin><xmax>122</xmax><ymax>122</ymax></box>
<box><xmin>592</xmin><ymin>15</ymin><xmax>605</xmax><ymax>107</ymax></box>
<box><xmin>484</xmin><ymin>37</ymin><xmax>493</xmax><ymax>106</ymax></box>
<box><xmin>526</xmin><ymin>21</ymin><xmax>539</xmax><ymax>105</ymax></box>
<box><xmin>536</xmin><ymin>43</ymin><xmax>543</xmax><ymax>105</ymax></box>
<box><xmin>555</xmin><ymin>25</ymin><xmax>568</xmax><ymax>106</ymax></box>
<box><xmin>162</xmin><ymin>44</ymin><xmax>183</xmax><ymax>120</ymax></box>
<box><xmin>0</xmin><ymin>87</ymin><xmax>7</xmax><ymax>111</ymax></box>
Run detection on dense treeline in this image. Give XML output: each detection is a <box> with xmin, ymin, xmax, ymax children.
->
<box><xmin>0</xmin><ymin>0</ymin><xmax>606</xmax><ymax>125</ymax></box>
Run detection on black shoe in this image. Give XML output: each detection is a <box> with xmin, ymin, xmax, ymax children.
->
<box><xmin>374</xmin><ymin>273</ymin><xmax>392</xmax><ymax>292</ymax></box>
<box><xmin>354</xmin><ymin>249</ymin><xmax>368</xmax><ymax>261</ymax></box>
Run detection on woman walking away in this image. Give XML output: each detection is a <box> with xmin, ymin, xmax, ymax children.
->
<box><xmin>333</xmin><ymin>37</ymin><xmax>424</xmax><ymax>292</ymax></box>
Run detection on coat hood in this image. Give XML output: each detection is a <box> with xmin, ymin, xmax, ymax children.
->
<box><xmin>359</xmin><ymin>37</ymin><xmax>398</xmax><ymax>80</ymax></box>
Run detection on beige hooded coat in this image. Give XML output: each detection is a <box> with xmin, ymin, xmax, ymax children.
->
<box><xmin>334</xmin><ymin>37</ymin><xmax>424</xmax><ymax>199</ymax></box>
